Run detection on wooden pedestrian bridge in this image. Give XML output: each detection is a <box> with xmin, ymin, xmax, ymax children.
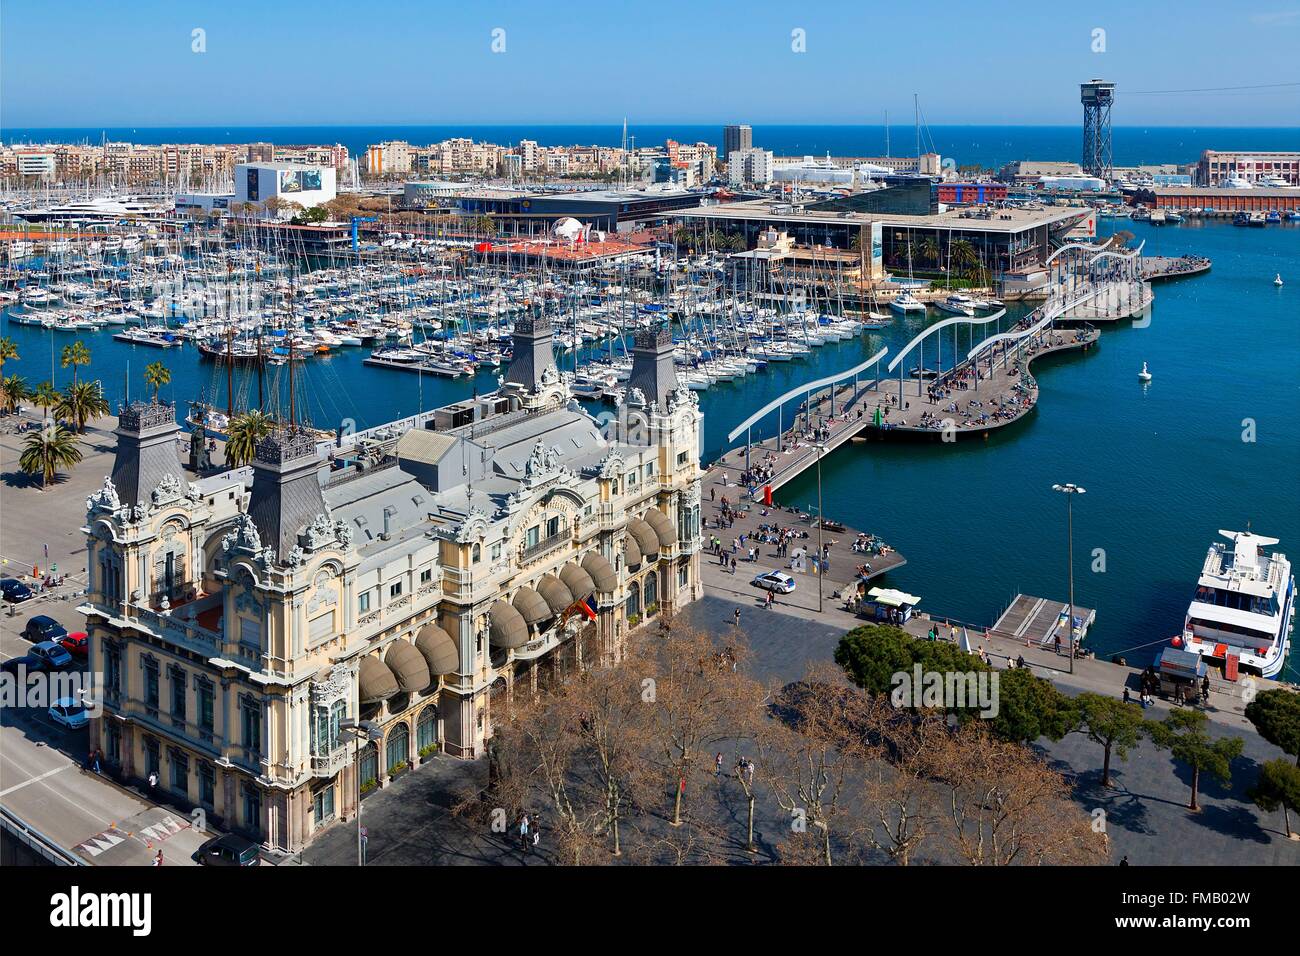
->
<box><xmin>713</xmin><ymin>243</ymin><xmax>1149</xmax><ymax>501</ymax></box>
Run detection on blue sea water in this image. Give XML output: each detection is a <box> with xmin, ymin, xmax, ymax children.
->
<box><xmin>5</xmin><ymin>124</ymin><xmax>1299</xmax><ymax>171</ymax></box>
<box><xmin>2</xmin><ymin>208</ymin><xmax>1297</xmax><ymax>675</ymax></box>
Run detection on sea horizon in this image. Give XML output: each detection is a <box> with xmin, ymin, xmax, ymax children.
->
<box><xmin>5</xmin><ymin>123</ymin><xmax>1299</xmax><ymax>171</ymax></box>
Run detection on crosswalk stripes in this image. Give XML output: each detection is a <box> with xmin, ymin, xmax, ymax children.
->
<box><xmin>77</xmin><ymin>829</ymin><xmax>126</xmax><ymax>858</ymax></box>
<box><xmin>139</xmin><ymin>815</ymin><xmax>186</xmax><ymax>845</ymax></box>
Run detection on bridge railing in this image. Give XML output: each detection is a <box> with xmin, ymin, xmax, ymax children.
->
<box><xmin>1</xmin><ymin>806</ymin><xmax>86</xmax><ymax>866</ymax></box>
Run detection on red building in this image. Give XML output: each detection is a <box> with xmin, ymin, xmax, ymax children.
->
<box><xmin>938</xmin><ymin>182</ymin><xmax>1008</xmax><ymax>205</ymax></box>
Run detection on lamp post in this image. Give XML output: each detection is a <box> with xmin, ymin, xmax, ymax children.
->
<box><xmin>340</xmin><ymin>717</ymin><xmax>384</xmax><ymax>866</ymax></box>
<box><xmin>1051</xmin><ymin>483</ymin><xmax>1086</xmax><ymax>675</ymax></box>
<box><xmin>815</xmin><ymin>442</ymin><xmax>825</xmax><ymax>614</ymax></box>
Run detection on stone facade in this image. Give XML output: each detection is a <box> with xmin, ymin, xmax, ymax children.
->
<box><xmin>82</xmin><ymin>346</ymin><xmax>703</xmax><ymax>853</ymax></box>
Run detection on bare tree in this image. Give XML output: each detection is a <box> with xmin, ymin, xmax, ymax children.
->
<box><xmin>765</xmin><ymin>664</ymin><xmax>869</xmax><ymax>865</ymax></box>
<box><xmin>856</xmin><ymin>703</ymin><xmax>946</xmax><ymax>866</ymax></box>
<box><xmin>641</xmin><ymin>619</ymin><xmax>758</xmax><ymax>827</ymax></box>
<box><xmin>935</xmin><ymin>722</ymin><xmax>1109</xmax><ymax>866</ymax></box>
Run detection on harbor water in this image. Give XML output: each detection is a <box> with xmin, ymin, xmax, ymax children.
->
<box><xmin>2</xmin><ymin>220</ymin><xmax>1296</xmax><ymax>674</ymax></box>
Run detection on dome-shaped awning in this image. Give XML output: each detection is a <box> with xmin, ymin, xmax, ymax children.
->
<box><xmin>512</xmin><ymin>585</ymin><xmax>551</xmax><ymax>626</ymax></box>
<box><xmin>358</xmin><ymin>655</ymin><xmax>399</xmax><ymax>704</ymax></box>
<box><xmin>642</xmin><ymin>508</ymin><xmax>677</xmax><ymax>551</ymax></box>
<box><xmin>490</xmin><ymin>599</ymin><xmax>530</xmax><ymax>649</ymax></box>
<box><xmin>623</xmin><ymin>533</ymin><xmax>643</xmax><ymax>569</ymax></box>
<box><xmin>581</xmin><ymin>552</ymin><xmax>618</xmax><ymax>593</ymax></box>
<box><xmin>385</xmin><ymin>639</ymin><xmax>431</xmax><ymax>694</ymax></box>
<box><xmin>559</xmin><ymin>563</ymin><xmax>596</xmax><ymax>602</ymax></box>
<box><xmin>537</xmin><ymin>575</ymin><xmax>575</xmax><ymax>616</ymax></box>
<box><xmin>627</xmin><ymin>517</ymin><xmax>660</xmax><ymax>562</ymax></box>
<box><xmin>415</xmin><ymin>622</ymin><xmax>459</xmax><ymax>676</ymax></box>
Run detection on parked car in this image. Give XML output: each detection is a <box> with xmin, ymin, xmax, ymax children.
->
<box><xmin>58</xmin><ymin>631</ymin><xmax>88</xmax><ymax>659</ymax></box>
<box><xmin>1</xmin><ymin>654</ymin><xmax>40</xmax><ymax>674</ymax></box>
<box><xmin>48</xmin><ymin>697</ymin><xmax>89</xmax><ymax>730</ymax></box>
<box><xmin>23</xmin><ymin>615</ymin><xmax>67</xmax><ymax>644</ymax></box>
<box><xmin>750</xmin><ymin>570</ymin><xmax>797</xmax><ymax>594</ymax></box>
<box><xmin>194</xmin><ymin>833</ymin><xmax>262</xmax><ymax>867</ymax></box>
<box><xmin>29</xmin><ymin>641</ymin><xmax>74</xmax><ymax>671</ymax></box>
<box><xmin>1</xmin><ymin>578</ymin><xmax>34</xmax><ymax>603</ymax></box>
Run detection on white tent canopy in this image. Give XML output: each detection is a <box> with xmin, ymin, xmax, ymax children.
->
<box><xmin>867</xmin><ymin>587</ymin><xmax>921</xmax><ymax>607</ymax></box>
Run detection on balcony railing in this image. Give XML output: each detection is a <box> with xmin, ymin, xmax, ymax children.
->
<box><xmin>311</xmin><ymin>745</ymin><xmax>352</xmax><ymax>778</ymax></box>
<box><xmin>519</xmin><ymin>529</ymin><xmax>569</xmax><ymax>564</ymax></box>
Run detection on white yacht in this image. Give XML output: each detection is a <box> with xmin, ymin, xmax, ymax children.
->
<box><xmin>1182</xmin><ymin>529</ymin><xmax>1295</xmax><ymax>679</ymax></box>
<box><xmin>16</xmin><ymin>195</ymin><xmax>171</xmax><ymax>223</ymax></box>
<box><xmin>933</xmin><ymin>293</ymin><xmax>976</xmax><ymax>316</ymax></box>
<box><xmin>889</xmin><ymin>290</ymin><xmax>927</xmax><ymax>314</ymax></box>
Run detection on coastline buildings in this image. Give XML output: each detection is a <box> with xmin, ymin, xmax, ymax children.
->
<box><xmin>722</xmin><ymin>124</ymin><xmax>753</xmax><ymax>162</ymax></box>
<box><xmin>80</xmin><ymin>320</ymin><xmax>704</xmax><ymax>853</ymax></box>
<box><xmin>728</xmin><ymin>148</ymin><xmax>774</xmax><ymax>186</ymax></box>
<box><xmin>1195</xmin><ymin>150</ymin><xmax>1300</xmax><ymax>186</ymax></box>
<box><xmin>0</xmin><ymin>141</ymin><xmax>350</xmax><ymax>187</ymax></box>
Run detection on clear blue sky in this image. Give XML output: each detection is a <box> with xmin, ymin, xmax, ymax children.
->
<box><xmin>2</xmin><ymin>0</ymin><xmax>1297</xmax><ymax>128</ymax></box>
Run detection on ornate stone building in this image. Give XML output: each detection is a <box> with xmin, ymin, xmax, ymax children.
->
<box><xmin>81</xmin><ymin>320</ymin><xmax>703</xmax><ymax>853</ymax></box>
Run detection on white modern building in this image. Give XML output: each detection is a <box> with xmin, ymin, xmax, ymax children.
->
<box><xmin>728</xmin><ymin>148</ymin><xmax>774</xmax><ymax>186</ymax></box>
<box><xmin>234</xmin><ymin>162</ymin><xmax>336</xmax><ymax>215</ymax></box>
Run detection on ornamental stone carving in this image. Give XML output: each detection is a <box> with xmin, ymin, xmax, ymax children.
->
<box><xmin>453</xmin><ymin>507</ymin><xmax>490</xmax><ymax>544</ymax></box>
<box><xmin>87</xmin><ymin>476</ymin><xmax>121</xmax><ymax>514</ymax></box>
<box><xmin>310</xmin><ymin>661</ymin><xmax>355</xmax><ymax>706</ymax></box>
<box><xmin>222</xmin><ymin>514</ymin><xmax>262</xmax><ymax>554</ymax></box>
<box><xmin>151</xmin><ymin>472</ymin><xmax>183</xmax><ymax>506</ymax></box>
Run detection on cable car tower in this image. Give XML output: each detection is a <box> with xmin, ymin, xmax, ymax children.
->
<box><xmin>1081</xmin><ymin>79</ymin><xmax>1115</xmax><ymax>180</ymax></box>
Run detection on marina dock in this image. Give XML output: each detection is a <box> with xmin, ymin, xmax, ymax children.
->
<box><xmin>990</xmin><ymin>593</ymin><xmax>1096</xmax><ymax>648</ymax></box>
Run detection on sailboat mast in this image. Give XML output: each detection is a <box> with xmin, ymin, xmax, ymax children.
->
<box><xmin>914</xmin><ymin>94</ymin><xmax>920</xmax><ymax>162</ymax></box>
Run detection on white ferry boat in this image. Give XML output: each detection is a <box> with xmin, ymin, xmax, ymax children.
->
<box><xmin>1182</xmin><ymin>529</ymin><xmax>1295</xmax><ymax>679</ymax></box>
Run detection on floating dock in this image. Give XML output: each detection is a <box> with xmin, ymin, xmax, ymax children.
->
<box><xmin>991</xmin><ymin>593</ymin><xmax>1096</xmax><ymax>649</ymax></box>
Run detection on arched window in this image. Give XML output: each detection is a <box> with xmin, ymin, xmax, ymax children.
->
<box><xmin>358</xmin><ymin>743</ymin><xmax>378</xmax><ymax>789</ymax></box>
<box><xmin>626</xmin><ymin>586</ymin><xmax>641</xmax><ymax>620</ymax></box>
<box><xmin>471</xmin><ymin>543</ymin><xmax>481</xmax><ymax>563</ymax></box>
<box><xmin>643</xmin><ymin>574</ymin><xmax>658</xmax><ymax>611</ymax></box>
<box><xmin>386</xmin><ymin>723</ymin><xmax>410</xmax><ymax>770</ymax></box>
<box><xmin>417</xmin><ymin>708</ymin><xmax>438</xmax><ymax>752</ymax></box>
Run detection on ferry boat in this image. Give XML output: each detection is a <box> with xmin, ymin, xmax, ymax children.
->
<box><xmin>1181</xmin><ymin>529</ymin><xmax>1294</xmax><ymax>679</ymax></box>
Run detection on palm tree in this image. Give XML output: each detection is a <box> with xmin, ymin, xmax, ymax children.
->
<box><xmin>225</xmin><ymin>409</ymin><xmax>273</xmax><ymax>466</ymax></box>
<box><xmin>32</xmin><ymin>380</ymin><xmax>59</xmax><ymax>422</ymax></box>
<box><xmin>920</xmin><ymin>237</ymin><xmax>941</xmax><ymax>269</ymax></box>
<box><xmin>60</xmin><ymin>340</ymin><xmax>91</xmax><ymax>386</ymax></box>
<box><xmin>18</xmin><ymin>424</ymin><xmax>83</xmax><ymax>490</ymax></box>
<box><xmin>949</xmin><ymin>239</ymin><xmax>979</xmax><ymax>278</ymax></box>
<box><xmin>1</xmin><ymin>373</ymin><xmax>29</xmax><ymax>413</ymax></box>
<box><xmin>0</xmin><ymin>336</ymin><xmax>18</xmax><ymax>374</ymax></box>
<box><xmin>144</xmin><ymin>361</ymin><xmax>172</xmax><ymax>402</ymax></box>
<box><xmin>55</xmin><ymin>380</ymin><xmax>110</xmax><ymax>434</ymax></box>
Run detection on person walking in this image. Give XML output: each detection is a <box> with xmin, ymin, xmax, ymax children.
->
<box><xmin>715</xmin><ymin>752</ymin><xmax>724</xmax><ymax>776</ymax></box>
<box><xmin>733</xmin><ymin>607</ymin><xmax>741</xmax><ymax>628</ymax></box>
<box><xmin>1053</xmin><ymin>633</ymin><xmax>1061</xmax><ymax>656</ymax></box>
<box><xmin>519</xmin><ymin>814</ymin><xmax>530</xmax><ymax>851</ymax></box>
<box><xmin>153</xmin><ymin>850</ymin><xmax>164</xmax><ymax>866</ymax></box>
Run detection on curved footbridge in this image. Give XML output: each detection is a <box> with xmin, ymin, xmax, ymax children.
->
<box><xmin>712</xmin><ymin>248</ymin><xmax>1150</xmax><ymax>501</ymax></box>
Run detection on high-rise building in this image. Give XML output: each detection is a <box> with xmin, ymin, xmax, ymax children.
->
<box><xmin>722</xmin><ymin>125</ymin><xmax>753</xmax><ymax>162</ymax></box>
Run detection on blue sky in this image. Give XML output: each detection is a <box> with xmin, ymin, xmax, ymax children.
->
<box><xmin>2</xmin><ymin>0</ymin><xmax>1297</xmax><ymax>128</ymax></box>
